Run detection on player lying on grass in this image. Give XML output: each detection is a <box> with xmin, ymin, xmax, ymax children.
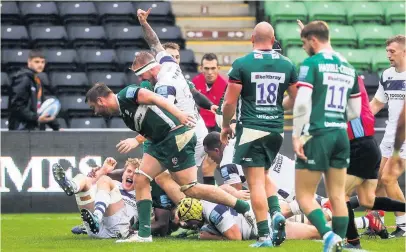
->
<box><xmin>175</xmin><ymin>198</ymin><xmax>321</xmax><ymax>241</ymax></box>
<box><xmin>53</xmin><ymin>157</ymin><xmax>139</xmax><ymax>239</ymax></box>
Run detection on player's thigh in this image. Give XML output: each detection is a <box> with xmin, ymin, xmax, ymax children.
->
<box><xmin>324</xmin><ymin>167</ymin><xmax>347</xmax><ymax>200</ymax></box>
<box><xmin>243</xmin><ymin>167</ymin><xmax>266</xmax><ymax>187</ymax></box>
<box><xmin>295</xmin><ymin>169</ymin><xmax>323</xmax><ymax>199</ymax></box>
<box><xmin>171</xmin><ymin>166</ymin><xmax>198</xmax><ymax>185</ymax></box>
<box><xmin>330</xmin><ymin>129</ymin><xmax>350</xmax><ymax>170</ymax></box>
<box><xmin>382</xmin><ymin>156</ymin><xmax>406</xmax><ymax>179</ymax></box>
<box><xmin>139</xmin><ymin>153</ymin><xmax>166</xmax><ymax>179</ymax></box>
<box><xmin>345</xmin><ymin>174</ymin><xmax>364</xmax><ymax>197</ymax></box>
<box><xmin>295</xmin><ymin>134</ymin><xmax>330</xmax><ymax>171</ymax></box>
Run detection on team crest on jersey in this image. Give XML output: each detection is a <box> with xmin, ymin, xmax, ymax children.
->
<box><xmin>172</xmin><ymin>157</ymin><xmax>178</xmax><ymax>165</ymax></box>
<box><xmin>254</xmin><ymin>53</ymin><xmax>263</xmax><ymax>59</ymax></box>
<box><xmin>126</xmin><ymin>87</ymin><xmax>136</xmax><ymax>98</ymax></box>
<box><xmin>298</xmin><ymin>66</ymin><xmax>309</xmax><ymax>81</ymax></box>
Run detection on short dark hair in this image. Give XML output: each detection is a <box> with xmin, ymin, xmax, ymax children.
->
<box><xmin>162</xmin><ymin>42</ymin><xmax>180</xmax><ymax>51</ymax></box>
<box><xmin>386</xmin><ymin>35</ymin><xmax>405</xmax><ymax>47</ymax></box>
<box><xmin>85</xmin><ymin>83</ymin><xmax>113</xmax><ymax>103</ymax></box>
<box><xmin>201</xmin><ymin>53</ymin><xmax>218</xmax><ymax>66</ymax></box>
<box><xmin>28</xmin><ymin>49</ymin><xmax>45</xmax><ymax>60</ymax></box>
<box><xmin>203</xmin><ymin>132</ymin><xmax>221</xmax><ymax>150</ymax></box>
<box><xmin>300</xmin><ymin>21</ymin><xmax>329</xmax><ymax>42</ymax></box>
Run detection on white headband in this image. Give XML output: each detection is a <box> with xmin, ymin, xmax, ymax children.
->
<box><xmin>133</xmin><ymin>60</ymin><xmax>159</xmax><ymax>76</ymax></box>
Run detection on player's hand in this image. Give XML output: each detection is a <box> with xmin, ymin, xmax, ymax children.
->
<box><xmin>178</xmin><ymin>113</ymin><xmax>196</xmax><ymax>128</ymax></box>
<box><xmin>103</xmin><ymin>157</ymin><xmax>117</xmax><ymax>170</ymax></box>
<box><xmin>38</xmin><ymin>113</ymin><xmax>56</xmax><ymax>123</ymax></box>
<box><xmin>210</xmin><ymin>105</ymin><xmax>219</xmax><ymax>114</ymax></box>
<box><xmin>220</xmin><ymin>126</ymin><xmax>233</xmax><ymax>145</ymax></box>
<box><xmin>293</xmin><ymin>136</ymin><xmax>307</xmax><ymax>161</ymax></box>
<box><xmin>87</xmin><ymin>167</ymin><xmax>100</xmax><ymax>178</ymax></box>
<box><xmin>116</xmin><ymin>138</ymin><xmax>140</xmax><ymax>154</ymax></box>
<box><xmin>236</xmin><ymin>190</ymin><xmax>250</xmax><ymax>200</ymax></box>
<box><xmin>137</xmin><ymin>8</ymin><xmax>151</xmax><ymax>24</ymax></box>
<box><xmin>297</xmin><ymin>19</ymin><xmax>305</xmax><ymax>31</ymax></box>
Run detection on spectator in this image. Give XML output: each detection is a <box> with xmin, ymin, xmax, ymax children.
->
<box><xmin>8</xmin><ymin>49</ymin><xmax>59</xmax><ymax>131</ymax></box>
<box><xmin>192</xmin><ymin>53</ymin><xmax>227</xmax><ymax>132</ymax></box>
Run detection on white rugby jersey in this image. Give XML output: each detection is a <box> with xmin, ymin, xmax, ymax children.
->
<box><xmin>114</xmin><ymin>181</ymin><xmax>138</xmax><ymax>223</ymax></box>
<box><xmin>201</xmin><ymin>200</ymin><xmax>255</xmax><ymax>240</ymax></box>
<box><xmin>374</xmin><ymin>67</ymin><xmax>406</xmax><ymax>143</ymax></box>
<box><xmin>220</xmin><ymin>153</ymin><xmax>295</xmax><ymax>201</ymax></box>
<box><xmin>154</xmin><ymin>51</ymin><xmax>198</xmax><ymax>120</ymax></box>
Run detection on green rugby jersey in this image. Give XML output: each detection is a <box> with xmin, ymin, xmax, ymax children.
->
<box><xmin>117</xmin><ymin>85</ymin><xmax>181</xmax><ymax>143</ymax></box>
<box><xmin>228</xmin><ymin>50</ymin><xmax>298</xmax><ymax>132</ymax></box>
<box><xmin>297</xmin><ymin>50</ymin><xmax>360</xmax><ymax>134</ymax></box>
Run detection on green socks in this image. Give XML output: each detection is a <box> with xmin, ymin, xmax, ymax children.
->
<box><xmin>137</xmin><ymin>199</ymin><xmax>152</xmax><ymax>238</ymax></box>
<box><xmin>234</xmin><ymin>199</ymin><xmax>250</xmax><ymax>214</ymax></box>
<box><xmin>267</xmin><ymin>196</ymin><xmax>281</xmax><ymax>216</ymax></box>
<box><xmin>257</xmin><ymin>220</ymin><xmax>270</xmax><ymax>237</ymax></box>
<box><xmin>332</xmin><ymin>216</ymin><xmax>349</xmax><ymax>239</ymax></box>
<box><xmin>307</xmin><ymin>209</ymin><xmax>332</xmax><ymax>237</ymax></box>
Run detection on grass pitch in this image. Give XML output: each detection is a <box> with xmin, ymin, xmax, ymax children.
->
<box><xmin>1</xmin><ymin>213</ymin><xmax>405</xmax><ymax>252</ymax></box>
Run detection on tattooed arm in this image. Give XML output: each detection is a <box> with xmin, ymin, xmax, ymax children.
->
<box><xmin>137</xmin><ymin>8</ymin><xmax>164</xmax><ymax>56</ymax></box>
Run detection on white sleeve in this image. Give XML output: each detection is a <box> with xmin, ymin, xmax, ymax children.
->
<box><xmin>293</xmin><ymin>86</ymin><xmax>313</xmax><ymax>137</ymax></box>
<box><xmin>208</xmin><ymin>206</ymin><xmax>235</xmax><ymax>234</ymax></box>
<box><xmin>156</xmin><ymin>51</ymin><xmax>177</xmax><ymax>66</ymax></box>
<box><xmin>374</xmin><ymin>82</ymin><xmax>387</xmax><ymax>103</ymax></box>
<box><xmin>154</xmin><ymin>85</ymin><xmax>176</xmax><ymax>103</ymax></box>
<box><xmin>346</xmin><ymin>96</ymin><xmax>362</xmax><ymax>121</ymax></box>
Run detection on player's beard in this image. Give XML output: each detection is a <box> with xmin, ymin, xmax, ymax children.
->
<box><xmin>308</xmin><ymin>46</ymin><xmax>316</xmax><ymax>56</ymax></box>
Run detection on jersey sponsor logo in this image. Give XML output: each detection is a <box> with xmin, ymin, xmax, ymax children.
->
<box><xmin>324</xmin><ymin>121</ymin><xmax>347</xmax><ymax>128</ymax></box>
<box><xmin>307</xmin><ymin>160</ymin><xmax>316</xmax><ymax>165</ymax></box>
<box><xmin>298</xmin><ymin>66</ymin><xmax>309</xmax><ymax>81</ymax></box>
<box><xmin>254</xmin><ymin>73</ymin><xmax>283</xmax><ymax>81</ymax></box>
<box><xmin>126</xmin><ymin>87</ymin><xmax>137</xmax><ymax>98</ymax></box>
<box><xmin>242</xmin><ymin>157</ymin><xmax>253</xmax><ymax>162</ymax></box>
<box><xmin>384</xmin><ymin>92</ymin><xmax>405</xmax><ymax>101</ymax></box>
<box><xmin>172</xmin><ymin>157</ymin><xmax>178</xmax><ymax>165</ymax></box>
<box><xmin>256</xmin><ymin>114</ymin><xmax>278</xmax><ymax>120</ymax></box>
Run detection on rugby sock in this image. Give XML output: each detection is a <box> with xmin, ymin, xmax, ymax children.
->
<box><xmin>307</xmin><ymin>209</ymin><xmax>332</xmax><ymax>237</ymax></box>
<box><xmin>355</xmin><ymin>216</ymin><xmax>369</xmax><ymax>229</ymax></box>
<box><xmin>203</xmin><ymin>176</ymin><xmax>216</xmax><ymax>186</ymax></box>
<box><xmin>395</xmin><ymin>215</ymin><xmax>406</xmax><ymax>231</ymax></box>
<box><xmin>94</xmin><ymin>190</ymin><xmax>110</xmax><ymax>220</ymax></box>
<box><xmin>332</xmin><ymin>216</ymin><xmax>349</xmax><ymax>239</ymax></box>
<box><xmin>346</xmin><ymin>202</ymin><xmax>360</xmax><ymax>246</ymax></box>
<box><xmin>267</xmin><ymin>196</ymin><xmax>281</xmax><ymax>216</ymax></box>
<box><xmin>257</xmin><ymin>220</ymin><xmax>270</xmax><ymax>238</ymax></box>
<box><xmin>233</xmin><ymin>199</ymin><xmax>250</xmax><ymax>214</ymax></box>
<box><xmin>349</xmin><ymin>196</ymin><xmax>360</xmax><ymax>209</ymax></box>
<box><xmin>137</xmin><ymin>199</ymin><xmax>153</xmax><ymax>237</ymax></box>
<box><xmin>372</xmin><ymin>197</ymin><xmax>406</xmax><ymax>212</ymax></box>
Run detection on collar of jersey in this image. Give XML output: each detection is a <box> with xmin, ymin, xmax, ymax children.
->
<box><xmin>253</xmin><ymin>49</ymin><xmax>276</xmax><ymax>54</ymax></box>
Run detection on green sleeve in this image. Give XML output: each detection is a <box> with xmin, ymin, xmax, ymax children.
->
<box><xmin>216</xmin><ymin>92</ymin><xmax>225</xmax><ymax>115</ymax></box>
<box><xmin>139</xmin><ymin>80</ymin><xmax>154</xmax><ymax>91</ymax></box>
<box><xmin>290</xmin><ymin>63</ymin><xmax>298</xmax><ymax>84</ymax></box>
<box><xmin>297</xmin><ymin>58</ymin><xmax>316</xmax><ymax>88</ymax></box>
<box><xmin>118</xmin><ymin>85</ymin><xmax>141</xmax><ymax>104</ymax></box>
<box><xmin>228</xmin><ymin>59</ymin><xmax>242</xmax><ymax>84</ymax></box>
<box><xmin>351</xmin><ymin>75</ymin><xmax>360</xmax><ymax>95</ymax></box>
<box><xmin>186</xmin><ymin>80</ymin><xmax>195</xmax><ymax>90</ymax></box>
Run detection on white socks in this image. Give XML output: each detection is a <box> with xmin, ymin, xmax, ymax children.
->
<box><xmin>93</xmin><ymin>190</ymin><xmax>111</xmax><ymax>220</ymax></box>
<box><xmin>396</xmin><ymin>214</ymin><xmax>406</xmax><ymax>231</ymax></box>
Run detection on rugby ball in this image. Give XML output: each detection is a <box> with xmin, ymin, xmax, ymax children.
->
<box><xmin>38</xmin><ymin>98</ymin><xmax>61</xmax><ymax>117</ymax></box>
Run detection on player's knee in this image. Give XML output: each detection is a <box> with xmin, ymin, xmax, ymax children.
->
<box><xmin>134</xmin><ymin>173</ymin><xmax>150</xmax><ymax>188</ymax></box>
<box><xmin>358</xmin><ymin>195</ymin><xmax>375</xmax><ymax>209</ymax></box>
<box><xmin>155</xmin><ymin>172</ymin><xmax>170</xmax><ymax>186</ymax></box>
<box><xmin>181</xmin><ymin>181</ymin><xmax>199</xmax><ymax>198</ymax></box>
<box><xmin>381</xmin><ymin>173</ymin><xmax>397</xmax><ymax>186</ymax></box>
<box><xmin>96</xmin><ymin>175</ymin><xmax>111</xmax><ymax>185</ymax></box>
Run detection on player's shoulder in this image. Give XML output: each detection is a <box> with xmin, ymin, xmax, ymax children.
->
<box><xmin>381</xmin><ymin>67</ymin><xmax>397</xmax><ymax>81</ymax></box>
<box><xmin>118</xmin><ymin>85</ymin><xmax>140</xmax><ymax>100</ymax></box>
<box><xmin>139</xmin><ymin>80</ymin><xmax>154</xmax><ymax>91</ymax></box>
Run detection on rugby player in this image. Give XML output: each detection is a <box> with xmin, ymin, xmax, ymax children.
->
<box><xmin>293</xmin><ymin>21</ymin><xmax>361</xmax><ymax>251</ymax></box>
<box><xmin>369</xmin><ymin>35</ymin><xmax>406</xmax><ymax>237</ymax></box>
<box><xmin>176</xmin><ymin>198</ymin><xmax>322</xmax><ymax>241</ymax></box>
<box><xmin>53</xmin><ymin>157</ymin><xmax>139</xmax><ymax>239</ymax></box>
<box><xmin>221</xmin><ymin>21</ymin><xmax>298</xmax><ymax>247</ymax></box>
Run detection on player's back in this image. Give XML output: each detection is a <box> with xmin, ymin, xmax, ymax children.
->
<box><xmin>298</xmin><ymin>50</ymin><xmax>359</xmax><ymax>134</ymax></box>
<box><xmin>229</xmin><ymin>50</ymin><xmax>297</xmax><ymax>133</ymax></box>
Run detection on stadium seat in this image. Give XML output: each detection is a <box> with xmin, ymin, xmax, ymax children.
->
<box><xmin>370</xmin><ymin>48</ymin><xmax>390</xmax><ymax>73</ymax></box>
<box><xmin>126</xmin><ymin>72</ymin><xmax>141</xmax><ymax>85</ymax></box>
<box><xmin>329</xmin><ymin>24</ymin><xmax>357</xmax><ymax>48</ymax></box>
<box><xmin>275</xmin><ymin>23</ymin><xmax>302</xmax><ymax>49</ymax></box>
<box><xmin>19</xmin><ymin>2</ymin><xmax>60</xmax><ymax>25</ymax></box>
<box><xmin>69</xmin><ymin>117</ymin><xmax>107</xmax><ymax>128</ymax></box>
<box><xmin>391</xmin><ymin>23</ymin><xmax>405</xmax><ymax>36</ymax></box>
<box><xmin>44</xmin><ymin>49</ymin><xmax>79</xmax><ymax>72</ymax></box>
<box><xmin>46</xmin><ymin>117</ymin><xmax>68</xmax><ymax>129</ymax></box>
<box><xmin>133</xmin><ymin>2</ymin><xmax>174</xmax><ymax>25</ymax></box>
<box><xmin>1</xmin><ymin>96</ymin><xmax>8</xmax><ymax>112</ymax></box>
<box><xmin>96</xmin><ymin>2</ymin><xmax>135</xmax><ymax>25</ymax></box>
<box><xmin>87</xmin><ymin>72</ymin><xmax>126</xmax><ymax>92</ymax></box>
<box><xmin>49</xmin><ymin>72</ymin><xmax>89</xmax><ymax>94</ymax></box>
<box><xmin>335</xmin><ymin>48</ymin><xmax>371</xmax><ymax>72</ymax></box>
<box><xmin>109</xmin><ymin>117</ymin><xmax>127</xmax><ymax>128</ymax></box>
<box><xmin>1</xmin><ymin>118</ymin><xmax>9</xmax><ymax>129</ymax></box>
<box><xmin>105</xmin><ymin>25</ymin><xmax>145</xmax><ymax>49</ymax></box>
<box><xmin>355</xmin><ymin>24</ymin><xmax>394</xmax><ymax>48</ymax></box>
<box><xmin>286</xmin><ymin>47</ymin><xmax>308</xmax><ymax>68</ymax></box>
<box><xmin>1</xmin><ymin>49</ymin><xmax>31</xmax><ymax>73</ymax></box>
<box><xmin>78</xmin><ymin>49</ymin><xmax>119</xmax><ymax>72</ymax></box>
<box><xmin>57</xmin><ymin>2</ymin><xmax>98</xmax><ymax>25</ymax></box>
<box><xmin>179</xmin><ymin>49</ymin><xmax>197</xmax><ymax>72</ymax></box>
<box><xmin>383</xmin><ymin>2</ymin><xmax>405</xmax><ymax>24</ymax></box>
<box><xmin>67</xmin><ymin>25</ymin><xmax>107</xmax><ymax>49</ymax></box>
<box><xmin>153</xmin><ymin>25</ymin><xmax>185</xmax><ymax>49</ymax></box>
<box><xmin>1</xmin><ymin>25</ymin><xmax>30</xmax><ymax>49</ymax></box>
<box><xmin>1</xmin><ymin>72</ymin><xmax>11</xmax><ymax>94</ymax></box>
<box><xmin>1</xmin><ymin>2</ymin><xmax>22</xmax><ymax>25</ymax></box>
<box><xmin>345</xmin><ymin>2</ymin><xmax>384</xmax><ymax>24</ymax></box>
<box><xmin>116</xmin><ymin>48</ymin><xmax>141</xmax><ymax>69</ymax></box>
<box><xmin>59</xmin><ymin>95</ymin><xmax>92</xmax><ymax>117</ymax></box>
<box><xmin>305</xmin><ymin>2</ymin><xmax>346</xmax><ymax>23</ymax></box>
<box><xmin>29</xmin><ymin>26</ymin><xmax>68</xmax><ymax>49</ymax></box>
<box><xmin>265</xmin><ymin>1</ymin><xmax>307</xmax><ymax>24</ymax></box>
